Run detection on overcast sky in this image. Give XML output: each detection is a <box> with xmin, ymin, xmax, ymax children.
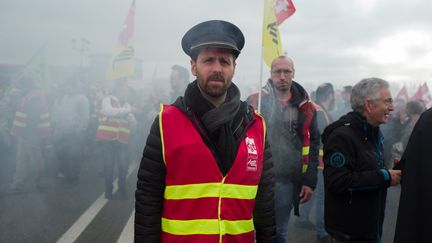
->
<box><xmin>2</xmin><ymin>0</ymin><xmax>432</xmax><ymax>93</ymax></box>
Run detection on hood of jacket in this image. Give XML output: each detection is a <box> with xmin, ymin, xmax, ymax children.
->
<box><xmin>262</xmin><ymin>79</ymin><xmax>310</xmax><ymax>107</ymax></box>
<box><xmin>321</xmin><ymin>111</ymin><xmax>381</xmax><ymax>145</ymax></box>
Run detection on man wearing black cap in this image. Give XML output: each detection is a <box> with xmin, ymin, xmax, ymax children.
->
<box><xmin>135</xmin><ymin>20</ymin><xmax>276</xmax><ymax>243</ymax></box>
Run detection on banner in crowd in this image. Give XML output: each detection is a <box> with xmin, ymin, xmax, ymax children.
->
<box><xmin>411</xmin><ymin>82</ymin><xmax>432</xmax><ymax>107</ymax></box>
<box><xmin>106</xmin><ymin>0</ymin><xmax>136</xmax><ymax>80</ymax></box>
<box><xmin>16</xmin><ymin>44</ymin><xmax>50</xmax><ymax>91</ymax></box>
<box><xmin>275</xmin><ymin>0</ymin><xmax>296</xmax><ymax>25</ymax></box>
<box><xmin>395</xmin><ymin>84</ymin><xmax>409</xmax><ymax>102</ymax></box>
<box><xmin>262</xmin><ymin>0</ymin><xmax>296</xmax><ymax>68</ymax></box>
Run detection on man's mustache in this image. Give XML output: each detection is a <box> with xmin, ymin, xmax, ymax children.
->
<box><xmin>207</xmin><ymin>73</ymin><xmax>225</xmax><ymax>82</ymax></box>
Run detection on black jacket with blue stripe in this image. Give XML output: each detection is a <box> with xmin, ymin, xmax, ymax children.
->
<box><xmin>322</xmin><ymin>111</ymin><xmax>391</xmax><ymax>242</ymax></box>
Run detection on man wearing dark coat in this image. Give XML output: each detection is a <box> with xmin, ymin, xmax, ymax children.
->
<box><xmin>322</xmin><ymin>78</ymin><xmax>401</xmax><ymax>243</ymax></box>
<box><xmin>135</xmin><ymin>20</ymin><xmax>276</xmax><ymax>243</ymax></box>
<box><xmin>394</xmin><ymin>108</ymin><xmax>432</xmax><ymax>243</ymax></box>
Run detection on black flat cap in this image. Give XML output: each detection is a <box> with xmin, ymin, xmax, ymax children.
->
<box><xmin>182</xmin><ymin>20</ymin><xmax>245</xmax><ymax>58</ymax></box>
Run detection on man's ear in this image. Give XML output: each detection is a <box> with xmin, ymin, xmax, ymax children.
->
<box><xmin>191</xmin><ymin>60</ymin><xmax>197</xmax><ymax>76</ymax></box>
<box><xmin>364</xmin><ymin>100</ymin><xmax>372</xmax><ymax>113</ymax></box>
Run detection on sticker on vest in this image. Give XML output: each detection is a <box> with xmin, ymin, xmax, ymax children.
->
<box><xmin>245</xmin><ymin>137</ymin><xmax>258</xmax><ymax>171</ymax></box>
<box><xmin>330</xmin><ymin>152</ymin><xmax>346</xmax><ymax>168</ymax></box>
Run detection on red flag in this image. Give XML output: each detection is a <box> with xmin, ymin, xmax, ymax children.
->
<box><xmin>118</xmin><ymin>0</ymin><xmax>135</xmax><ymax>46</ymax></box>
<box><xmin>411</xmin><ymin>83</ymin><xmax>432</xmax><ymax>107</ymax></box>
<box><xmin>107</xmin><ymin>0</ymin><xmax>135</xmax><ymax>80</ymax></box>
<box><xmin>275</xmin><ymin>0</ymin><xmax>296</xmax><ymax>26</ymax></box>
<box><xmin>395</xmin><ymin>85</ymin><xmax>409</xmax><ymax>102</ymax></box>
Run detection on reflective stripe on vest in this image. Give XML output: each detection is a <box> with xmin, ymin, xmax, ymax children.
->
<box><xmin>11</xmin><ymin>90</ymin><xmax>51</xmax><ymax>137</ymax></box>
<box><xmin>313</xmin><ymin>103</ymin><xmax>332</xmax><ymax>169</ymax></box>
<box><xmin>162</xmin><ymin>218</ymin><xmax>254</xmax><ymax>235</ymax></box>
<box><xmin>165</xmin><ymin>183</ymin><xmax>258</xmax><ymax>200</ymax></box>
<box><xmin>160</xmin><ymin>104</ymin><xmax>265</xmax><ymax>242</ymax></box>
<box><xmin>95</xmin><ymin>98</ymin><xmax>130</xmax><ymax>143</ymax></box>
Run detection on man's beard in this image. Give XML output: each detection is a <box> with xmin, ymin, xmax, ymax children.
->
<box><xmin>197</xmin><ymin>71</ymin><xmax>232</xmax><ymax>98</ymax></box>
<box><xmin>275</xmin><ymin>82</ymin><xmax>290</xmax><ymax>92</ymax></box>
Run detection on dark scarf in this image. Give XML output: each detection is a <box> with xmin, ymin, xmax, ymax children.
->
<box><xmin>183</xmin><ymin>80</ymin><xmax>243</xmax><ymax>175</ymax></box>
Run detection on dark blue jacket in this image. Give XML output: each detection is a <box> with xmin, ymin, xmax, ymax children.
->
<box><xmin>322</xmin><ymin>111</ymin><xmax>391</xmax><ymax>241</ymax></box>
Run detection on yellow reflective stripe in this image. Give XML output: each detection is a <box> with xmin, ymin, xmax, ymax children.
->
<box><xmin>255</xmin><ymin>112</ymin><xmax>266</xmax><ymax>150</ymax></box>
<box><xmin>319</xmin><ymin>149</ymin><xmax>324</xmax><ymax>157</ymax></box>
<box><xmin>302</xmin><ymin>146</ymin><xmax>310</xmax><ymax>156</ymax></box>
<box><xmin>159</xmin><ymin>104</ymin><xmax>166</xmax><ymax>165</ymax></box>
<box><xmin>218</xmin><ymin>178</ymin><xmax>225</xmax><ymax>243</ymax></box>
<box><xmin>164</xmin><ymin>183</ymin><xmax>258</xmax><ymax>200</ymax></box>
<box><xmin>98</xmin><ymin>125</ymin><xmax>119</xmax><ymax>132</ymax></box>
<box><xmin>161</xmin><ymin>218</ymin><xmax>254</xmax><ymax>235</ymax></box>
<box><xmin>162</xmin><ymin>218</ymin><xmax>219</xmax><ymax>235</ymax></box>
<box><xmin>13</xmin><ymin>121</ymin><xmax>26</xmax><ymax>127</ymax></box>
<box><xmin>221</xmin><ymin>184</ymin><xmax>257</xmax><ymax>199</ymax></box>
<box><xmin>118</xmin><ymin>127</ymin><xmax>130</xmax><ymax>134</ymax></box>
<box><xmin>40</xmin><ymin>113</ymin><xmax>49</xmax><ymax>119</ymax></box>
<box><xmin>15</xmin><ymin>112</ymin><xmax>27</xmax><ymax>118</ymax></box>
<box><xmin>222</xmin><ymin>219</ymin><xmax>254</xmax><ymax>235</ymax></box>
<box><xmin>98</xmin><ymin>117</ymin><xmax>127</xmax><ymax>122</ymax></box>
<box><xmin>38</xmin><ymin>122</ymin><xmax>50</xmax><ymax>128</ymax></box>
<box><xmin>302</xmin><ymin>164</ymin><xmax>308</xmax><ymax>173</ymax></box>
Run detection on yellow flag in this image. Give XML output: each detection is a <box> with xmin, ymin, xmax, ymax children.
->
<box><xmin>262</xmin><ymin>0</ymin><xmax>283</xmax><ymax>68</ymax></box>
<box><xmin>16</xmin><ymin>45</ymin><xmax>50</xmax><ymax>91</ymax></box>
<box><xmin>107</xmin><ymin>0</ymin><xmax>136</xmax><ymax>80</ymax></box>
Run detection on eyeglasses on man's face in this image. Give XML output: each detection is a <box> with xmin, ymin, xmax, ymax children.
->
<box><xmin>369</xmin><ymin>97</ymin><xmax>394</xmax><ymax>106</ymax></box>
<box><xmin>271</xmin><ymin>69</ymin><xmax>293</xmax><ymax>76</ymax></box>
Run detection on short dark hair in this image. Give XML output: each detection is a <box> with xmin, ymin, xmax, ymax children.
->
<box><xmin>343</xmin><ymin>85</ymin><xmax>352</xmax><ymax>93</ymax></box>
<box><xmin>315</xmin><ymin>83</ymin><xmax>334</xmax><ymax>104</ymax></box>
<box><xmin>171</xmin><ymin>65</ymin><xmax>190</xmax><ymax>83</ymax></box>
<box><xmin>406</xmin><ymin>100</ymin><xmax>425</xmax><ymax>116</ymax></box>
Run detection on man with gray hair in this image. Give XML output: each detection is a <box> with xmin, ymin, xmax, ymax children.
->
<box><xmin>321</xmin><ymin>78</ymin><xmax>401</xmax><ymax>243</ymax></box>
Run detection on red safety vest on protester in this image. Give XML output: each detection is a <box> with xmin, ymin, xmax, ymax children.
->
<box><xmin>11</xmin><ymin>89</ymin><xmax>51</xmax><ymax>138</ymax></box>
<box><xmin>313</xmin><ymin>103</ymin><xmax>331</xmax><ymax>168</ymax></box>
<box><xmin>160</xmin><ymin>104</ymin><xmax>266</xmax><ymax>243</ymax></box>
<box><xmin>95</xmin><ymin>97</ymin><xmax>130</xmax><ymax>144</ymax></box>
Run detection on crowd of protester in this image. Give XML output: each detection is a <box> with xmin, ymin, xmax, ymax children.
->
<box><xmin>1</xmin><ymin>58</ymin><xmax>430</xmax><ymax>242</ymax></box>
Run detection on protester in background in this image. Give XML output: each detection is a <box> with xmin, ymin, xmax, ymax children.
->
<box><xmin>95</xmin><ymin>80</ymin><xmax>135</xmax><ymax>199</ymax></box>
<box><xmin>0</xmin><ymin>79</ymin><xmax>19</xmax><ymax>190</ymax></box>
<box><xmin>169</xmin><ymin>64</ymin><xmax>189</xmax><ymax>102</ymax></box>
<box><xmin>296</xmin><ymin>83</ymin><xmax>334</xmax><ymax>242</ymax></box>
<box><xmin>322</xmin><ymin>78</ymin><xmax>401</xmax><ymax>243</ymax></box>
<box><xmin>248</xmin><ymin>56</ymin><xmax>319</xmax><ymax>243</ymax></box>
<box><xmin>333</xmin><ymin>85</ymin><xmax>352</xmax><ymax>119</ymax></box>
<box><xmin>393</xmin><ymin>107</ymin><xmax>432</xmax><ymax>243</ymax></box>
<box><xmin>381</xmin><ymin>98</ymin><xmax>407</xmax><ymax>168</ymax></box>
<box><xmin>10</xmin><ymin>76</ymin><xmax>51</xmax><ymax>191</ymax></box>
<box><xmin>135</xmin><ymin>20</ymin><xmax>276</xmax><ymax>243</ymax></box>
<box><xmin>53</xmin><ymin>80</ymin><xmax>89</xmax><ymax>184</ymax></box>
<box><xmin>391</xmin><ymin>100</ymin><xmax>424</xmax><ymax>165</ymax></box>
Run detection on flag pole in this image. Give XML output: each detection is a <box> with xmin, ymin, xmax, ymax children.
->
<box><xmin>258</xmin><ymin>0</ymin><xmax>268</xmax><ymax>114</ymax></box>
<box><xmin>258</xmin><ymin>45</ymin><xmax>264</xmax><ymax>114</ymax></box>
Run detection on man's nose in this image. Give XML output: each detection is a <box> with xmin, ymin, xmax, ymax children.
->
<box><xmin>212</xmin><ymin>61</ymin><xmax>223</xmax><ymax>72</ymax></box>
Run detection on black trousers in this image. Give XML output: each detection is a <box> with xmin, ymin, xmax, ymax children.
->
<box><xmin>99</xmin><ymin>141</ymin><xmax>129</xmax><ymax>194</ymax></box>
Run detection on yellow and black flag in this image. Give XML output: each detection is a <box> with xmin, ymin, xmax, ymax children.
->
<box><xmin>262</xmin><ymin>0</ymin><xmax>296</xmax><ymax>67</ymax></box>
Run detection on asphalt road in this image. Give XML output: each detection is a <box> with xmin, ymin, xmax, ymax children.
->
<box><xmin>0</xmin><ymin>152</ymin><xmax>401</xmax><ymax>243</ymax></box>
